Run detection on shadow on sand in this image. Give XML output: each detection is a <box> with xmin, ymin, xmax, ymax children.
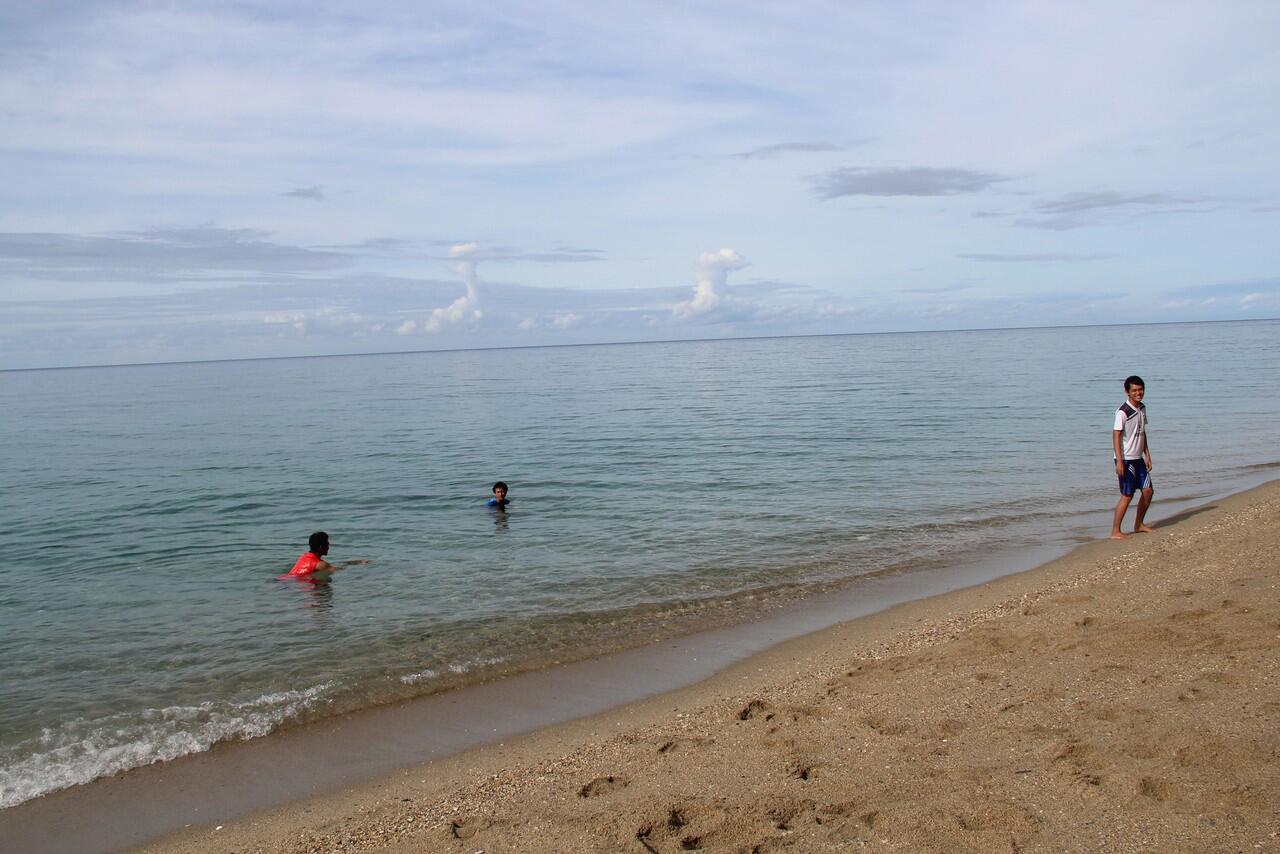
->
<box><xmin>1156</xmin><ymin>503</ymin><xmax>1218</xmax><ymax>528</ymax></box>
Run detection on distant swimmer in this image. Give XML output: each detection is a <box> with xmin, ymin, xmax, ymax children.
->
<box><xmin>486</xmin><ymin>481</ymin><xmax>511</xmax><ymax>510</ymax></box>
<box><xmin>1110</xmin><ymin>375</ymin><xmax>1156</xmax><ymax>540</ymax></box>
<box><xmin>285</xmin><ymin>531</ymin><xmax>367</xmax><ymax>582</ymax></box>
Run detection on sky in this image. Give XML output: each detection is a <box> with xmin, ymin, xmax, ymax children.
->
<box><xmin>1</xmin><ymin>1</ymin><xmax>1278</xmax><ymax>369</ymax></box>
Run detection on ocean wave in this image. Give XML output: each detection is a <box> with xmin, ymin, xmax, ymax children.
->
<box><xmin>0</xmin><ymin>683</ymin><xmax>332</xmax><ymax>810</ymax></box>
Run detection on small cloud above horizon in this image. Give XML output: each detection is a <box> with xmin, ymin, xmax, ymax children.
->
<box><xmin>1015</xmin><ymin>191</ymin><xmax>1213</xmax><ymax>230</ymax></box>
<box><xmin>425</xmin><ymin>244</ymin><xmax>606</xmax><ymax>264</ymax></box>
<box><xmin>1033</xmin><ymin>191</ymin><xmax>1206</xmax><ymax>215</ymax></box>
<box><xmin>961</xmin><ymin>252</ymin><xmax>1116</xmax><ymax>263</ymax></box>
<box><xmin>733</xmin><ymin>141</ymin><xmax>845</xmax><ymax>159</ymax></box>
<box><xmin>902</xmin><ymin>282</ymin><xmax>977</xmax><ymax>295</ymax></box>
<box><xmin>282</xmin><ymin>185</ymin><xmax>325</xmax><ymax>201</ymax></box>
<box><xmin>812</xmin><ymin>167</ymin><xmax>1009</xmax><ymax>199</ymax></box>
<box><xmin>674</xmin><ymin>248</ymin><xmax>748</xmax><ymax>319</ymax></box>
<box><xmin>1167</xmin><ymin>277</ymin><xmax>1280</xmax><ymax>299</ymax></box>
<box><xmin>0</xmin><ymin>226</ymin><xmax>350</xmax><ymax>286</ymax></box>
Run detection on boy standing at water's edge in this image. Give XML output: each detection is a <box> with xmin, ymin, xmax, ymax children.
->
<box><xmin>1111</xmin><ymin>375</ymin><xmax>1155</xmax><ymax>539</ymax></box>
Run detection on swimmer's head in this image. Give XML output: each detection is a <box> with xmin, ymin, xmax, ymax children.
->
<box><xmin>492</xmin><ymin>481</ymin><xmax>508</xmax><ymax>500</ymax></box>
<box><xmin>308</xmin><ymin>531</ymin><xmax>329</xmax><ymax>555</ymax></box>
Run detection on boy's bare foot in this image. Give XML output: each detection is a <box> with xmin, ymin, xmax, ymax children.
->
<box><xmin>1135</xmin><ymin>524</ymin><xmax>1156</xmax><ymax>533</ymax></box>
<box><xmin>1110</xmin><ymin>531</ymin><xmax>1129</xmax><ymax>540</ymax></box>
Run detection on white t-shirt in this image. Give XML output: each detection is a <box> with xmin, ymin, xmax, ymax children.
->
<box><xmin>1113</xmin><ymin>401</ymin><xmax>1148</xmax><ymax>460</ymax></box>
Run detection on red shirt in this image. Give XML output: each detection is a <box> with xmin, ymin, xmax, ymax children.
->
<box><xmin>290</xmin><ymin>552</ymin><xmax>322</xmax><ymax>576</ymax></box>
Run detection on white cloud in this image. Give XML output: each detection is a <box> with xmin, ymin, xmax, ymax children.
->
<box><xmin>674</xmin><ymin>248</ymin><xmax>748</xmax><ymax>319</ymax></box>
<box><xmin>552</xmin><ymin>312</ymin><xmax>583</xmax><ymax>329</ymax></box>
<box><xmin>517</xmin><ymin>311</ymin><xmax>584</xmax><ymax>330</ymax></box>
<box><xmin>415</xmin><ymin>242</ymin><xmax>483</xmax><ymax>334</ymax></box>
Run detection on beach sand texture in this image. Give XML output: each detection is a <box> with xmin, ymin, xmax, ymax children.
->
<box><xmin>145</xmin><ymin>482</ymin><xmax>1280</xmax><ymax>853</ymax></box>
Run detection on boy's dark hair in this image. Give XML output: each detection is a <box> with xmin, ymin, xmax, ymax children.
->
<box><xmin>492</xmin><ymin>481</ymin><xmax>508</xmax><ymax>493</ymax></box>
<box><xmin>308</xmin><ymin>531</ymin><xmax>329</xmax><ymax>552</ymax></box>
<box><xmin>1124</xmin><ymin>375</ymin><xmax>1145</xmax><ymax>391</ymax></box>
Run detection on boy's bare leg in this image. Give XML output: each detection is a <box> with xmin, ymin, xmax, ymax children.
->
<box><xmin>1133</xmin><ymin>487</ymin><xmax>1155</xmax><ymax>533</ymax></box>
<box><xmin>1111</xmin><ymin>494</ymin><xmax>1133</xmax><ymax>539</ymax></box>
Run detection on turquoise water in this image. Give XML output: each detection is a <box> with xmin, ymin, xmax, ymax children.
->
<box><xmin>1</xmin><ymin>320</ymin><xmax>1277</xmax><ymax>808</ymax></box>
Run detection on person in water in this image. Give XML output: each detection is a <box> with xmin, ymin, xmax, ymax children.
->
<box><xmin>289</xmin><ymin>531</ymin><xmax>342</xmax><ymax>580</ymax></box>
<box><xmin>487</xmin><ymin>481</ymin><xmax>510</xmax><ymax>509</ymax></box>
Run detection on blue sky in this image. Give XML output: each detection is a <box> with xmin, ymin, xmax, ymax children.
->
<box><xmin>2</xmin><ymin>1</ymin><xmax>1278</xmax><ymax>368</ymax></box>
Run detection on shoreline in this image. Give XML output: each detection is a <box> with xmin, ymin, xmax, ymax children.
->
<box><xmin>0</xmin><ymin>531</ymin><xmax>1074</xmax><ymax>853</ymax></box>
<box><xmin>3</xmin><ymin>479</ymin><xmax>1275</xmax><ymax>852</ymax></box>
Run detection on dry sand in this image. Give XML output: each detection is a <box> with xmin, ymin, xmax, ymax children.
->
<box><xmin>145</xmin><ymin>482</ymin><xmax>1279</xmax><ymax>853</ymax></box>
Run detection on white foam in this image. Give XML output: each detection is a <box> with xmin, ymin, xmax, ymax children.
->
<box><xmin>0</xmin><ymin>683</ymin><xmax>332</xmax><ymax>809</ymax></box>
<box><xmin>400</xmin><ymin>654</ymin><xmax>507</xmax><ymax>685</ymax></box>
<box><xmin>399</xmin><ymin>668</ymin><xmax>438</xmax><ymax>684</ymax></box>
<box><xmin>447</xmin><ymin>655</ymin><xmax>507</xmax><ymax>674</ymax></box>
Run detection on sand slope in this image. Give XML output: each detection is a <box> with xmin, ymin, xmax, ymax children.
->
<box><xmin>147</xmin><ymin>483</ymin><xmax>1280</xmax><ymax>853</ymax></box>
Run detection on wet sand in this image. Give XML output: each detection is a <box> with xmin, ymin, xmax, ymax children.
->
<box><xmin>132</xmin><ymin>479</ymin><xmax>1280</xmax><ymax>853</ymax></box>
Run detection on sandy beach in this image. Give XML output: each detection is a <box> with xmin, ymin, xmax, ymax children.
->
<box><xmin>124</xmin><ymin>480</ymin><xmax>1280</xmax><ymax>853</ymax></box>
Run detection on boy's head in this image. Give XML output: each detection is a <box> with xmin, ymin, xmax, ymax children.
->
<box><xmin>1124</xmin><ymin>375</ymin><xmax>1145</xmax><ymax>405</ymax></box>
<box><xmin>308</xmin><ymin>531</ymin><xmax>329</xmax><ymax>555</ymax></box>
<box><xmin>492</xmin><ymin>481</ymin><xmax>508</xmax><ymax>500</ymax></box>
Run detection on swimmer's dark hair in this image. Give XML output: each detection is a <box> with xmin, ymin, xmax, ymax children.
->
<box><xmin>492</xmin><ymin>481</ymin><xmax>508</xmax><ymax>494</ymax></box>
<box><xmin>308</xmin><ymin>531</ymin><xmax>329</xmax><ymax>553</ymax></box>
<box><xmin>1124</xmin><ymin>375</ymin><xmax>1145</xmax><ymax>391</ymax></box>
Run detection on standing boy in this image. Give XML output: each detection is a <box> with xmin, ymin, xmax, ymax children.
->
<box><xmin>1111</xmin><ymin>375</ymin><xmax>1155</xmax><ymax>539</ymax></box>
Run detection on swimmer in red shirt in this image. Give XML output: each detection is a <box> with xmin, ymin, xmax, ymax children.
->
<box><xmin>289</xmin><ymin>531</ymin><xmax>342</xmax><ymax>581</ymax></box>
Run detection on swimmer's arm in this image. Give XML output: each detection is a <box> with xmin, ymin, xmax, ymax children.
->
<box><xmin>327</xmin><ymin>559</ymin><xmax>371</xmax><ymax>571</ymax></box>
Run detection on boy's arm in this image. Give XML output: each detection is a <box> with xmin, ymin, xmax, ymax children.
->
<box><xmin>323</xmin><ymin>559</ymin><xmax>370</xmax><ymax>571</ymax></box>
<box><xmin>1143</xmin><ymin>431</ymin><xmax>1152</xmax><ymax>470</ymax></box>
<box><xmin>1112</xmin><ymin>430</ymin><xmax>1125</xmax><ymax>475</ymax></box>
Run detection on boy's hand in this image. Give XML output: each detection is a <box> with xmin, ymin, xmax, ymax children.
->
<box><xmin>1116</xmin><ymin>461</ymin><xmax>1126</xmax><ymax>476</ymax></box>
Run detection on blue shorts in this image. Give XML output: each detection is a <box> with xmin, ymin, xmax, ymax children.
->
<box><xmin>1117</xmin><ymin>459</ymin><xmax>1152</xmax><ymax>496</ymax></box>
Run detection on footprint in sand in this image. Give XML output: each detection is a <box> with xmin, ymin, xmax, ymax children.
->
<box><xmin>766</xmin><ymin>798</ymin><xmax>815</xmax><ymax>831</ymax></box>
<box><xmin>738</xmin><ymin>699</ymin><xmax>774</xmax><ymax>721</ymax></box>
<box><xmin>788</xmin><ymin>760</ymin><xmax>820</xmax><ymax>781</ymax></box>
<box><xmin>579</xmin><ymin>775</ymin><xmax>630</xmax><ymax>797</ymax></box>
<box><xmin>450</xmin><ymin>817</ymin><xmax>482</xmax><ymax>839</ymax></box>
<box><xmin>861</xmin><ymin>715</ymin><xmax>911</xmax><ymax>736</ymax></box>
<box><xmin>636</xmin><ymin>803</ymin><xmax>713</xmax><ymax>853</ymax></box>
<box><xmin>658</xmin><ymin>736</ymin><xmax>713</xmax><ymax>754</ymax></box>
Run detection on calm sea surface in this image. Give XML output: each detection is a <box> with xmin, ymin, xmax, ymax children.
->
<box><xmin>1</xmin><ymin>321</ymin><xmax>1277</xmax><ymax>808</ymax></box>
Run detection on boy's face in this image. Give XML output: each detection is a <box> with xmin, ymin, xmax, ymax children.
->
<box><xmin>493</xmin><ymin>486</ymin><xmax>507</xmax><ymax>501</ymax></box>
<box><xmin>1126</xmin><ymin>384</ymin><xmax>1145</xmax><ymax>406</ymax></box>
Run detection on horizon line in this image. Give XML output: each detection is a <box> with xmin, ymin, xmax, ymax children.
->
<box><xmin>3</xmin><ymin>316</ymin><xmax>1276</xmax><ymax>373</ymax></box>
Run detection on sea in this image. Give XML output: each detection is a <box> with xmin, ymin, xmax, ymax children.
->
<box><xmin>2</xmin><ymin>320</ymin><xmax>1277</xmax><ymax>810</ymax></box>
